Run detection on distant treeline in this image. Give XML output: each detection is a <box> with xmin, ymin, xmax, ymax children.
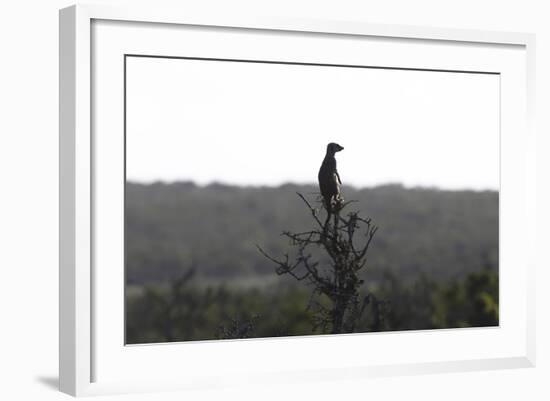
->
<box><xmin>126</xmin><ymin>181</ymin><xmax>498</xmax><ymax>287</ymax></box>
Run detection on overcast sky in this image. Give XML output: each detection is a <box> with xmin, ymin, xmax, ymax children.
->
<box><xmin>126</xmin><ymin>56</ymin><xmax>499</xmax><ymax>190</ymax></box>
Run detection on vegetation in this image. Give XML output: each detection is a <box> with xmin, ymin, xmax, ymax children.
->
<box><xmin>126</xmin><ymin>182</ymin><xmax>498</xmax><ymax>284</ymax></box>
<box><xmin>126</xmin><ymin>267</ymin><xmax>498</xmax><ymax>343</ymax></box>
<box><xmin>258</xmin><ymin>193</ymin><xmax>379</xmax><ymax>334</ymax></box>
<box><xmin>125</xmin><ymin>181</ymin><xmax>499</xmax><ymax>344</ymax></box>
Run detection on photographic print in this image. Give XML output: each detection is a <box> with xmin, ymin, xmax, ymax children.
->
<box><xmin>125</xmin><ymin>55</ymin><xmax>499</xmax><ymax>344</ymax></box>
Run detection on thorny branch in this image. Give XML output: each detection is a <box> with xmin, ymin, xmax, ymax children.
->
<box><xmin>257</xmin><ymin>192</ymin><xmax>381</xmax><ymax>334</ymax></box>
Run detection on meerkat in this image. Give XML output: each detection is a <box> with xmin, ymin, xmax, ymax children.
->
<box><xmin>318</xmin><ymin>142</ymin><xmax>344</xmax><ymax>213</ymax></box>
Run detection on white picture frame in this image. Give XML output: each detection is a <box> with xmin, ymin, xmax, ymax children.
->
<box><xmin>59</xmin><ymin>4</ymin><xmax>536</xmax><ymax>397</ymax></box>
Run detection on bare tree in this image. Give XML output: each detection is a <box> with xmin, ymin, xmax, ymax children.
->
<box><xmin>258</xmin><ymin>193</ymin><xmax>379</xmax><ymax>334</ymax></box>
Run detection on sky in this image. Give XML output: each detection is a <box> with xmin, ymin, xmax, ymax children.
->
<box><xmin>126</xmin><ymin>56</ymin><xmax>500</xmax><ymax>190</ymax></box>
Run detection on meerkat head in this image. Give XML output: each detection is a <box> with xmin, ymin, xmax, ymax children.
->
<box><xmin>327</xmin><ymin>142</ymin><xmax>344</xmax><ymax>155</ymax></box>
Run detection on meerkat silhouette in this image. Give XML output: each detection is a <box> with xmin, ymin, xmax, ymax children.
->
<box><xmin>318</xmin><ymin>142</ymin><xmax>344</xmax><ymax>213</ymax></box>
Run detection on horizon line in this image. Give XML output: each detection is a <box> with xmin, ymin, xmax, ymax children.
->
<box><xmin>126</xmin><ymin>179</ymin><xmax>499</xmax><ymax>193</ymax></box>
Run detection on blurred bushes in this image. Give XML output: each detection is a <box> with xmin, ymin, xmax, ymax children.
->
<box><xmin>126</xmin><ymin>267</ymin><xmax>499</xmax><ymax>344</ymax></box>
<box><xmin>126</xmin><ymin>278</ymin><xmax>320</xmax><ymax>343</ymax></box>
<box><xmin>431</xmin><ymin>267</ymin><xmax>499</xmax><ymax>328</ymax></box>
